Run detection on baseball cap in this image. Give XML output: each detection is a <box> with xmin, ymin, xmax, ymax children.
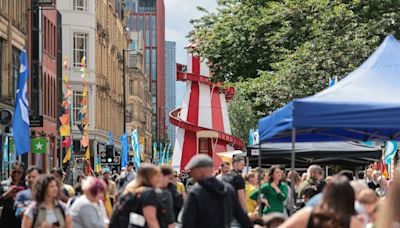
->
<box><xmin>185</xmin><ymin>154</ymin><xmax>213</xmax><ymax>171</ymax></box>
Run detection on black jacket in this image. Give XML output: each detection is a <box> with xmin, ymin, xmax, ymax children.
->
<box><xmin>181</xmin><ymin>177</ymin><xmax>252</xmax><ymax>228</ymax></box>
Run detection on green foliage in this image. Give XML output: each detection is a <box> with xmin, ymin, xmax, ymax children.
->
<box><xmin>189</xmin><ymin>0</ymin><xmax>400</xmax><ymax>143</ymax></box>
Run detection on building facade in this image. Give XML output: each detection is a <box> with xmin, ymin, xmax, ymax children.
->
<box><xmin>58</xmin><ymin>0</ymin><xmax>128</xmax><ymax>171</ymax></box>
<box><xmin>126</xmin><ymin>32</ymin><xmax>152</xmax><ymax>158</ymax></box>
<box><xmin>125</xmin><ymin>0</ymin><xmax>165</xmax><ymax>144</ymax></box>
<box><xmin>165</xmin><ymin>41</ymin><xmax>176</xmax><ymax>144</ymax></box>
<box><xmin>0</xmin><ymin>0</ymin><xmax>28</xmax><ymax>178</ymax></box>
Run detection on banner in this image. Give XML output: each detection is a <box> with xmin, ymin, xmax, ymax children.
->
<box><xmin>131</xmin><ymin>129</ymin><xmax>141</xmax><ymax>169</ymax></box>
<box><xmin>31</xmin><ymin>138</ymin><xmax>47</xmax><ymax>154</ymax></box>
<box><xmin>120</xmin><ymin>133</ymin><xmax>128</xmax><ymax>168</ymax></box>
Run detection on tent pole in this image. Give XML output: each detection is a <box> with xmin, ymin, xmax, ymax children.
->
<box><xmin>290</xmin><ymin>128</ymin><xmax>296</xmax><ymax>215</ymax></box>
<box><xmin>258</xmin><ymin>141</ymin><xmax>262</xmax><ymax>216</ymax></box>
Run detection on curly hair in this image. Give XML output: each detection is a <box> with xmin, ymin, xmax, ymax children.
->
<box><xmin>33</xmin><ymin>174</ymin><xmax>60</xmax><ymax>203</ymax></box>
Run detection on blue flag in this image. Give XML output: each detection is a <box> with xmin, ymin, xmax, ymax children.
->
<box><xmin>108</xmin><ymin>130</ymin><xmax>113</xmax><ymax>145</ymax></box>
<box><xmin>120</xmin><ymin>133</ymin><xmax>128</xmax><ymax>168</ymax></box>
<box><xmin>131</xmin><ymin>129</ymin><xmax>141</xmax><ymax>169</ymax></box>
<box><xmin>165</xmin><ymin>143</ymin><xmax>171</xmax><ymax>165</ymax></box>
<box><xmin>329</xmin><ymin>76</ymin><xmax>338</xmax><ymax>87</ymax></box>
<box><xmin>13</xmin><ymin>49</ymin><xmax>30</xmax><ymax>156</ymax></box>
<box><xmin>3</xmin><ymin>136</ymin><xmax>8</xmax><ymax>162</ymax></box>
<box><xmin>385</xmin><ymin>141</ymin><xmax>398</xmax><ymax>164</ymax></box>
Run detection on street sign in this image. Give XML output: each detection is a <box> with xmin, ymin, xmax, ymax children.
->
<box><xmin>0</xmin><ymin>109</ymin><xmax>12</xmax><ymax>125</ymax></box>
<box><xmin>29</xmin><ymin>115</ymin><xmax>43</xmax><ymax>127</ymax></box>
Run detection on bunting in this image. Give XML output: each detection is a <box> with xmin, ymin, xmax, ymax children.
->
<box><xmin>60</xmin><ymin>57</ymin><xmax>74</xmax><ymax>163</ymax></box>
<box><xmin>80</xmin><ymin>56</ymin><xmax>92</xmax><ymax>175</ymax></box>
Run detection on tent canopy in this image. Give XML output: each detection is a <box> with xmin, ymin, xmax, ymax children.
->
<box><xmin>247</xmin><ymin>142</ymin><xmax>380</xmax><ymax>167</ymax></box>
<box><xmin>259</xmin><ymin>35</ymin><xmax>400</xmax><ymax>143</ymax></box>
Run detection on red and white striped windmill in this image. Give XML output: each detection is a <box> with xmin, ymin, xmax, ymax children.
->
<box><xmin>170</xmin><ymin>42</ymin><xmax>244</xmax><ymax>170</ymax></box>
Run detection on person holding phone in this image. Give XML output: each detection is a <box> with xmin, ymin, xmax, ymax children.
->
<box><xmin>0</xmin><ymin>161</ymin><xmax>26</xmax><ymax>228</ymax></box>
<box><xmin>22</xmin><ymin>174</ymin><xmax>72</xmax><ymax>228</ymax></box>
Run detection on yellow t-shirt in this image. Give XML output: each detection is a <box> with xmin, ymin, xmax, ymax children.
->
<box><xmin>245</xmin><ymin>184</ymin><xmax>258</xmax><ymax>213</ymax></box>
<box><xmin>176</xmin><ymin>181</ymin><xmax>185</xmax><ymax>194</ymax></box>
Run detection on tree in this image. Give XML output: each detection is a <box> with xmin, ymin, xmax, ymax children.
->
<box><xmin>190</xmin><ymin>0</ymin><xmax>400</xmax><ymax>140</ymax></box>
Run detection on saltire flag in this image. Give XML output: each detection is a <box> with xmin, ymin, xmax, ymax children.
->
<box><xmin>385</xmin><ymin>141</ymin><xmax>398</xmax><ymax>164</ymax></box>
<box><xmin>329</xmin><ymin>76</ymin><xmax>338</xmax><ymax>87</ymax></box>
<box><xmin>131</xmin><ymin>129</ymin><xmax>141</xmax><ymax>169</ymax></box>
<box><xmin>108</xmin><ymin>130</ymin><xmax>113</xmax><ymax>145</ymax></box>
<box><xmin>248</xmin><ymin>129</ymin><xmax>254</xmax><ymax>145</ymax></box>
<box><xmin>252</xmin><ymin>129</ymin><xmax>259</xmax><ymax>145</ymax></box>
<box><xmin>120</xmin><ymin>133</ymin><xmax>128</xmax><ymax>168</ymax></box>
<box><xmin>13</xmin><ymin>49</ymin><xmax>30</xmax><ymax>156</ymax></box>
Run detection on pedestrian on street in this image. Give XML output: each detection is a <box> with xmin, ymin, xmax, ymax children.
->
<box><xmin>50</xmin><ymin>168</ymin><xmax>72</xmax><ymax>203</ymax></box>
<box><xmin>250</xmin><ymin>165</ymin><xmax>288</xmax><ymax>215</ymax></box>
<box><xmin>69</xmin><ymin>176</ymin><xmax>108</xmax><ymax>228</ymax></box>
<box><xmin>102</xmin><ymin>168</ymin><xmax>117</xmax><ymax>203</ymax></box>
<box><xmin>223</xmin><ymin>156</ymin><xmax>247</xmax><ymax>211</ymax></box>
<box><xmin>216</xmin><ymin>161</ymin><xmax>231</xmax><ymax>180</ymax></box>
<box><xmin>279</xmin><ymin>176</ymin><xmax>362</xmax><ymax>228</ymax></box>
<box><xmin>298</xmin><ymin>165</ymin><xmax>325</xmax><ymax>199</ymax></box>
<box><xmin>181</xmin><ymin>154</ymin><xmax>252</xmax><ymax>228</ymax></box>
<box><xmin>118</xmin><ymin>161</ymin><xmax>136</xmax><ymax>192</ymax></box>
<box><xmin>15</xmin><ymin>166</ymin><xmax>43</xmax><ymax>220</ymax></box>
<box><xmin>160</xmin><ymin>165</ymin><xmax>183</xmax><ymax>222</ymax></box>
<box><xmin>110</xmin><ymin>163</ymin><xmax>165</xmax><ymax>228</ymax></box>
<box><xmin>0</xmin><ymin>161</ymin><xmax>26</xmax><ymax>228</ymax></box>
<box><xmin>22</xmin><ymin>174</ymin><xmax>72</xmax><ymax>228</ymax></box>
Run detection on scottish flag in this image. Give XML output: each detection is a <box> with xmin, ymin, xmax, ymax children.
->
<box><xmin>13</xmin><ymin>49</ymin><xmax>30</xmax><ymax>156</ymax></box>
<box><xmin>131</xmin><ymin>129</ymin><xmax>141</xmax><ymax>169</ymax></box>
<box><xmin>120</xmin><ymin>132</ymin><xmax>128</xmax><ymax>168</ymax></box>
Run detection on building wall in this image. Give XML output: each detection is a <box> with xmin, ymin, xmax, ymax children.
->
<box><xmin>165</xmin><ymin>41</ymin><xmax>176</xmax><ymax>144</ymax></box>
<box><xmin>127</xmin><ymin>0</ymin><xmax>165</xmax><ymax>143</ymax></box>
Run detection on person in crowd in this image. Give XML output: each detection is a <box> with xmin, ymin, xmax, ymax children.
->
<box><xmin>302</xmin><ymin>187</ymin><xmax>318</xmax><ymax>206</ymax></box>
<box><xmin>287</xmin><ymin>170</ymin><xmax>301</xmax><ymax>195</ymax></box>
<box><xmin>180</xmin><ymin>154</ymin><xmax>252</xmax><ymax>228</ymax></box>
<box><xmin>172</xmin><ymin>171</ymin><xmax>186</xmax><ymax>197</ymax></box>
<box><xmin>0</xmin><ymin>161</ymin><xmax>26</xmax><ymax>228</ymax></box>
<box><xmin>15</xmin><ymin>166</ymin><xmax>43</xmax><ymax>220</ymax></box>
<box><xmin>74</xmin><ymin>175</ymin><xmax>84</xmax><ymax>196</ymax></box>
<box><xmin>367</xmin><ymin>170</ymin><xmax>380</xmax><ymax>191</ymax></box>
<box><xmin>118</xmin><ymin>161</ymin><xmax>136</xmax><ymax>191</ymax></box>
<box><xmin>102</xmin><ymin>168</ymin><xmax>117</xmax><ymax>202</ymax></box>
<box><xmin>50</xmin><ymin>168</ymin><xmax>72</xmax><ymax>202</ymax></box>
<box><xmin>262</xmin><ymin>212</ymin><xmax>287</xmax><ymax>228</ymax></box>
<box><xmin>250</xmin><ymin>165</ymin><xmax>288</xmax><ymax>215</ymax></box>
<box><xmin>358</xmin><ymin>188</ymin><xmax>379</xmax><ymax>226</ymax></box>
<box><xmin>377</xmin><ymin>170</ymin><xmax>400</xmax><ymax>228</ymax></box>
<box><xmin>298</xmin><ymin>165</ymin><xmax>325</xmax><ymax>199</ymax></box>
<box><xmin>245</xmin><ymin>171</ymin><xmax>258</xmax><ymax>214</ymax></box>
<box><xmin>216</xmin><ymin>161</ymin><xmax>231</xmax><ymax>180</ymax></box>
<box><xmin>223</xmin><ymin>156</ymin><xmax>247</xmax><ymax>211</ymax></box>
<box><xmin>376</xmin><ymin>175</ymin><xmax>387</xmax><ymax>197</ymax></box>
<box><xmin>366</xmin><ymin>168</ymin><xmax>373</xmax><ymax>182</ymax></box>
<box><xmin>279</xmin><ymin>176</ymin><xmax>362</xmax><ymax>228</ymax></box>
<box><xmin>69</xmin><ymin>176</ymin><xmax>108</xmax><ymax>228</ymax></box>
<box><xmin>357</xmin><ymin>170</ymin><xmax>365</xmax><ymax>180</ymax></box>
<box><xmin>110</xmin><ymin>163</ymin><xmax>165</xmax><ymax>228</ymax></box>
<box><xmin>22</xmin><ymin>174</ymin><xmax>72</xmax><ymax>228</ymax></box>
<box><xmin>301</xmin><ymin>173</ymin><xmax>307</xmax><ymax>182</ymax></box>
<box><xmin>160</xmin><ymin>165</ymin><xmax>183</xmax><ymax>222</ymax></box>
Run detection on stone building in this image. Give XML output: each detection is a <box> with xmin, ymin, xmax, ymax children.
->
<box><xmin>126</xmin><ymin>32</ymin><xmax>152</xmax><ymax>159</ymax></box>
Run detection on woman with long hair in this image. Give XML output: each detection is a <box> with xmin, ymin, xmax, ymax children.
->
<box><xmin>69</xmin><ymin>176</ymin><xmax>108</xmax><ymax>228</ymax></box>
<box><xmin>280</xmin><ymin>176</ymin><xmax>362</xmax><ymax>228</ymax></box>
<box><xmin>110</xmin><ymin>163</ymin><xmax>163</xmax><ymax>228</ymax></box>
<box><xmin>22</xmin><ymin>174</ymin><xmax>72</xmax><ymax>228</ymax></box>
<box><xmin>250</xmin><ymin>165</ymin><xmax>288</xmax><ymax>215</ymax></box>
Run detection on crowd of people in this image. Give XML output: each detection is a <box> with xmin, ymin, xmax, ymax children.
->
<box><xmin>0</xmin><ymin>157</ymin><xmax>400</xmax><ymax>228</ymax></box>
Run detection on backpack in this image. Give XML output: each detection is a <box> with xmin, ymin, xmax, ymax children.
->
<box><xmin>31</xmin><ymin>201</ymin><xmax>66</xmax><ymax>228</ymax></box>
<box><xmin>109</xmin><ymin>192</ymin><xmax>142</xmax><ymax>228</ymax></box>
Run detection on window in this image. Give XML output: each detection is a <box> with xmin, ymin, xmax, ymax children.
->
<box><xmin>133</xmin><ymin>16</ymin><xmax>137</xmax><ymax>31</ymax></box>
<box><xmin>72</xmin><ymin>91</ymin><xmax>84</xmax><ymax>125</ymax></box>
<box><xmin>129</xmin><ymin>79</ymin><xmax>133</xmax><ymax>95</ymax></box>
<box><xmin>139</xmin><ymin>0</ymin><xmax>156</xmax><ymax>12</ymax></box>
<box><xmin>126</xmin><ymin>16</ymin><xmax>130</xmax><ymax>30</ymax></box>
<box><xmin>73</xmin><ymin>0</ymin><xmax>87</xmax><ymax>11</ymax></box>
<box><xmin>145</xmin><ymin>16</ymin><xmax>150</xmax><ymax>46</ymax></box>
<box><xmin>73</xmin><ymin>33</ymin><xmax>88</xmax><ymax>67</ymax></box>
<box><xmin>139</xmin><ymin>16</ymin><xmax>143</xmax><ymax>31</ymax></box>
<box><xmin>10</xmin><ymin>48</ymin><xmax>20</xmax><ymax>100</ymax></box>
<box><xmin>152</xmin><ymin>16</ymin><xmax>156</xmax><ymax>47</ymax></box>
<box><xmin>152</xmin><ymin>49</ymin><xmax>156</xmax><ymax>80</ymax></box>
<box><xmin>0</xmin><ymin>39</ymin><xmax>3</xmax><ymax>97</ymax></box>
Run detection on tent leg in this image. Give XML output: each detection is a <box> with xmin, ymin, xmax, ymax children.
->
<box><xmin>258</xmin><ymin>142</ymin><xmax>262</xmax><ymax>216</ymax></box>
<box><xmin>290</xmin><ymin>128</ymin><xmax>296</xmax><ymax>215</ymax></box>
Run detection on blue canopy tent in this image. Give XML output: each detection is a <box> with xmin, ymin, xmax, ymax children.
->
<box><xmin>257</xmin><ymin>35</ymin><xmax>400</xmax><ymax>171</ymax></box>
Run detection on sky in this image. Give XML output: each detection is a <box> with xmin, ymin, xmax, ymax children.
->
<box><xmin>165</xmin><ymin>0</ymin><xmax>217</xmax><ymax>106</ymax></box>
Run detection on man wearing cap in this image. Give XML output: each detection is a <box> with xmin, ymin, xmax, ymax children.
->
<box><xmin>181</xmin><ymin>154</ymin><xmax>252</xmax><ymax>228</ymax></box>
<box><xmin>102</xmin><ymin>168</ymin><xmax>117</xmax><ymax>201</ymax></box>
